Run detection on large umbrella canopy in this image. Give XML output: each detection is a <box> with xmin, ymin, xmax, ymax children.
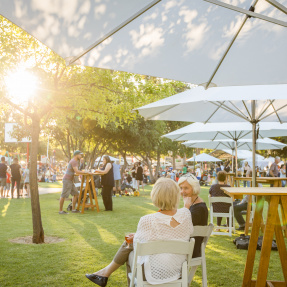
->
<box><xmin>1</xmin><ymin>0</ymin><xmax>287</xmax><ymax>87</ymax></box>
<box><xmin>163</xmin><ymin>122</ymin><xmax>287</xmax><ymax>141</ymax></box>
<box><xmin>136</xmin><ymin>85</ymin><xmax>287</xmax><ymax>185</ymax></box>
<box><xmin>186</xmin><ymin>153</ymin><xmax>221</xmax><ymax>162</ymax></box>
<box><xmin>137</xmin><ymin>85</ymin><xmax>287</xmax><ymax>122</ymax></box>
<box><xmin>183</xmin><ymin>138</ymin><xmax>286</xmax><ymax>150</ymax></box>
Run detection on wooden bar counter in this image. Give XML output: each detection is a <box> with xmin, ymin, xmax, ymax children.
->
<box><xmin>221</xmin><ymin>187</ymin><xmax>287</xmax><ymax>287</ymax></box>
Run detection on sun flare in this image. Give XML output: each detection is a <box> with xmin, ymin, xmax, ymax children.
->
<box><xmin>5</xmin><ymin>69</ymin><xmax>38</xmax><ymax>102</ymax></box>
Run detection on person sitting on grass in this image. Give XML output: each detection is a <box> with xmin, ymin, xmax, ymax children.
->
<box><xmin>85</xmin><ymin>178</ymin><xmax>194</xmax><ymax>286</ymax></box>
<box><xmin>209</xmin><ymin>171</ymin><xmax>231</xmax><ymax>231</ymax></box>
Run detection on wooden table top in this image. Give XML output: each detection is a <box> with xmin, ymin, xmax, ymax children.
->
<box><xmin>233</xmin><ymin>176</ymin><xmax>287</xmax><ymax>180</ymax></box>
<box><xmin>221</xmin><ymin>187</ymin><xmax>287</xmax><ymax>196</ymax></box>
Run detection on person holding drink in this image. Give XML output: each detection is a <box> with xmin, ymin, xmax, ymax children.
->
<box><xmin>85</xmin><ymin>178</ymin><xmax>195</xmax><ymax>286</ymax></box>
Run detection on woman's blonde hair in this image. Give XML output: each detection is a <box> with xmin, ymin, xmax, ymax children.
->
<box><xmin>151</xmin><ymin>178</ymin><xmax>180</xmax><ymax>210</ymax></box>
<box><xmin>177</xmin><ymin>174</ymin><xmax>201</xmax><ymax>195</ymax></box>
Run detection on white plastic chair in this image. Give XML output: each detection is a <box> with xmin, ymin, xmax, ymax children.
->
<box><xmin>128</xmin><ymin>239</ymin><xmax>195</xmax><ymax>287</ymax></box>
<box><xmin>209</xmin><ymin>197</ymin><xmax>235</xmax><ymax>236</ymax></box>
<box><xmin>188</xmin><ymin>224</ymin><xmax>214</xmax><ymax>287</ymax></box>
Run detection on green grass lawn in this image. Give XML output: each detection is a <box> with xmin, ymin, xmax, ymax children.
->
<box><xmin>0</xmin><ymin>185</ymin><xmax>285</xmax><ymax>287</ymax></box>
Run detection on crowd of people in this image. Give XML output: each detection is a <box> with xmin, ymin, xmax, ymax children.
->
<box><xmin>0</xmin><ymin>157</ymin><xmax>30</xmax><ymax>199</ymax></box>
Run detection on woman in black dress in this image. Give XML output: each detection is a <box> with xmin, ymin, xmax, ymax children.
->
<box><xmin>95</xmin><ymin>156</ymin><xmax>114</xmax><ymax>211</ymax></box>
<box><xmin>135</xmin><ymin>162</ymin><xmax>144</xmax><ymax>193</ymax></box>
<box><xmin>209</xmin><ymin>171</ymin><xmax>231</xmax><ymax>229</ymax></box>
<box><xmin>178</xmin><ymin>174</ymin><xmax>208</xmax><ymax>258</ymax></box>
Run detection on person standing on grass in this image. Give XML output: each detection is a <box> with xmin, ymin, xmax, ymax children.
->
<box><xmin>112</xmin><ymin>160</ymin><xmax>122</xmax><ymax>197</ymax></box>
<box><xmin>10</xmin><ymin>158</ymin><xmax>21</xmax><ymax>199</ymax></box>
<box><xmin>136</xmin><ymin>162</ymin><xmax>144</xmax><ymax>193</ymax></box>
<box><xmin>94</xmin><ymin>155</ymin><xmax>114</xmax><ymax>211</ymax></box>
<box><xmin>59</xmin><ymin>151</ymin><xmax>89</xmax><ymax>214</ymax></box>
<box><xmin>23</xmin><ymin>164</ymin><xmax>30</xmax><ymax>198</ymax></box>
<box><xmin>269</xmin><ymin>156</ymin><xmax>280</xmax><ymax>177</ymax></box>
<box><xmin>0</xmin><ymin>157</ymin><xmax>7</xmax><ymax>198</ymax></box>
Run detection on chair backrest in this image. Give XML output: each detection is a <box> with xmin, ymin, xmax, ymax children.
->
<box><xmin>136</xmin><ymin>239</ymin><xmax>195</xmax><ymax>258</ymax></box>
<box><xmin>209</xmin><ymin>196</ymin><xmax>233</xmax><ymax>204</ymax></box>
<box><xmin>130</xmin><ymin>239</ymin><xmax>195</xmax><ymax>287</ymax></box>
<box><xmin>191</xmin><ymin>224</ymin><xmax>214</xmax><ymax>238</ymax></box>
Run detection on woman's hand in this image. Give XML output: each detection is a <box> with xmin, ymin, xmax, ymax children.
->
<box><xmin>183</xmin><ymin>196</ymin><xmax>193</xmax><ymax>209</ymax></box>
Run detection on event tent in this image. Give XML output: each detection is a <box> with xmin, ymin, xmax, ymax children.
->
<box><xmin>186</xmin><ymin>153</ymin><xmax>221</xmax><ymax>162</ymax></box>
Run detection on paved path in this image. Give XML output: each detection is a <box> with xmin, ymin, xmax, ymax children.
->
<box><xmin>38</xmin><ymin>187</ymin><xmax>62</xmax><ymax>195</ymax></box>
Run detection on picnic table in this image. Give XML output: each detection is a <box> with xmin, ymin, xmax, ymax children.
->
<box><xmin>75</xmin><ymin>173</ymin><xmax>100</xmax><ymax>214</ymax></box>
<box><xmin>221</xmin><ymin>187</ymin><xmax>287</xmax><ymax>287</ymax></box>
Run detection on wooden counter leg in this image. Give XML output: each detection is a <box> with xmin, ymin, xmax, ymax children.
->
<box><xmin>245</xmin><ymin>196</ymin><xmax>253</xmax><ymax>236</ymax></box>
<box><xmin>274</xmin><ymin>209</ymin><xmax>287</xmax><ymax>283</ymax></box>
<box><xmin>242</xmin><ymin>196</ymin><xmax>264</xmax><ymax>287</ymax></box>
<box><xmin>81</xmin><ymin>179</ymin><xmax>89</xmax><ymax>214</ymax></box>
<box><xmin>90</xmin><ymin>177</ymin><xmax>100</xmax><ymax>212</ymax></box>
<box><xmin>87</xmin><ymin>176</ymin><xmax>95</xmax><ymax>211</ymax></box>
<box><xmin>77</xmin><ymin>175</ymin><xmax>85</xmax><ymax>211</ymax></box>
<box><xmin>281</xmin><ymin>197</ymin><xmax>287</xmax><ymax>238</ymax></box>
<box><xmin>256</xmin><ymin>196</ymin><xmax>280</xmax><ymax>287</ymax></box>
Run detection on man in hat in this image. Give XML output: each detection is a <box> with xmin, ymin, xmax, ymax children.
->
<box><xmin>59</xmin><ymin>151</ymin><xmax>89</xmax><ymax>214</ymax></box>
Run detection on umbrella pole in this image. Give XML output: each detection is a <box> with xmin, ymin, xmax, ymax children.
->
<box><xmin>232</xmin><ymin>149</ymin><xmax>234</xmax><ymax>172</ymax></box>
<box><xmin>251</xmin><ymin>101</ymin><xmax>257</xmax><ymax>188</ymax></box>
<box><xmin>235</xmin><ymin>141</ymin><xmax>238</xmax><ymax>177</ymax></box>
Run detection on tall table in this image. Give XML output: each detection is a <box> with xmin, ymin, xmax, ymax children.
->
<box><xmin>76</xmin><ymin>173</ymin><xmax>100</xmax><ymax>214</ymax></box>
<box><xmin>233</xmin><ymin>177</ymin><xmax>287</xmax><ymax>187</ymax></box>
<box><xmin>221</xmin><ymin>187</ymin><xmax>287</xmax><ymax>287</ymax></box>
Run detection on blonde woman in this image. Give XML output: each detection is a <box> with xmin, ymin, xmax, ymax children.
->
<box><xmin>178</xmin><ymin>174</ymin><xmax>208</xmax><ymax>258</ymax></box>
<box><xmin>86</xmin><ymin>178</ymin><xmax>194</xmax><ymax>286</ymax></box>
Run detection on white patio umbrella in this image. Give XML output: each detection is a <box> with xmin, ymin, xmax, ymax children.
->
<box><xmin>183</xmin><ymin>138</ymin><xmax>286</xmax><ymax>151</ymax></box>
<box><xmin>210</xmin><ymin>149</ymin><xmax>265</xmax><ymax>160</ymax></box>
<box><xmin>137</xmin><ymin>85</ymin><xmax>287</xmax><ymax>186</ymax></box>
<box><xmin>186</xmin><ymin>153</ymin><xmax>221</xmax><ymax>162</ymax></box>
<box><xmin>243</xmin><ymin>157</ymin><xmax>269</xmax><ymax>169</ymax></box>
<box><xmin>183</xmin><ymin>138</ymin><xmax>286</xmax><ymax>171</ymax></box>
<box><xmin>1</xmin><ymin>0</ymin><xmax>287</xmax><ymax>87</ymax></box>
<box><xmin>163</xmin><ymin>121</ymin><xmax>287</xmax><ymax>176</ymax></box>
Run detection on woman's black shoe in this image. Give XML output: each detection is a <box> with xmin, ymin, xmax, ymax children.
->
<box><xmin>85</xmin><ymin>274</ymin><xmax>108</xmax><ymax>286</ymax></box>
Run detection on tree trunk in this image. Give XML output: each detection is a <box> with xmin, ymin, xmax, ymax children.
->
<box><xmin>155</xmin><ymin>150</ymin><xmax>161</xmax><ymax>180</ymax></box>
<box><xmin>120</xmin><ymin>153</ymin><xmax>128</xmax><ymax>178</ymax></box>
<box><xmin>146</xmin><ymin>156</ymin><xmax>156</xmax><ymax>183</ymax></box>
<box><xmin>66</xmin><ymin>130</ymin><xmax>71</xmax><ymax>160</ymax></box>
<box><xmin>30</xmin><ymin>117</ymin><xmax>45</xmax><ymax>244</ymax></box>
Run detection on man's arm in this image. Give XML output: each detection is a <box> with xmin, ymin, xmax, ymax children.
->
<box><xmin>72</xmin><ymin>166</ymin><xmax>91</xmax><ymax>175</ymax></box>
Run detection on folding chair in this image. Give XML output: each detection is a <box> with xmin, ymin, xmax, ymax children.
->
<box><xmin>188</xmin><ymin>224</ymin><xmax>214</xmax><ymax>287</ymax></box>
<box><xmin>209</xmin><ymin>197</ymin><xmax>235</xmax><ymax>236</ymax></box>
<box><xmin>128</xmin><ymin>239</ymin><xmax>195</xmax><ymax>287</ymax></box>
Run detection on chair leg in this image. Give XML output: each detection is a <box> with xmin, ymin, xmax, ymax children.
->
<box><xmin>202</xmin><ymin>260</ymin><xmax>208</xmax><ymax>287</ymax></box>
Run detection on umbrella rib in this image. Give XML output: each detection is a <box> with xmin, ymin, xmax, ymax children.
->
<box><xmin>229</xmin><ymin>101</ymin><xmax>251</xmax><ymax>120</ymax></box>
<box><xmin>218</xmin><ymin>131</ymin><xmax>233</xmax><ymax>140</ymax></box>
<box><xmin>269</xmin><ymin>100</ymin><xmax>282</xmax><ymax>124</ymax></box>
<box><xmin>257</xmin><ymin>100</ymin><xmax>275</xmax><ymax>120</ymax></box>
<box><xmin>237</xmin><ymin>131</ymin><xmax>244</xmax><ymax>139</ymax></box>
<box><xmin>203</xmin><ymin>0</ymin><xmax>287</xmax><ymax>27</ymax></box>
<box><xmin>204</xmin><ymin>101</ymin><xmax>226</xmax><ymax>123</ymax></box>
<box><xmin>209</xmin><ymin>101</ymin><xmax>249</xmax><ymax>121</ymax></box>
<box><xmin>265</xmin><ymin>0</ymin><xmax>287</xmax><ymax>14</ymax></box>
<box><xmin>212</xmin><ymin>132</ymin><xmax>220</xmax><ymax>141</ymax></box>
<box><xmin>68</xmin><ymin>0</ymin><xmax>162</xmax><ymax>65</ymax></box>
<box><xmin>259</xmin><ymin>103</ymin><xmax>287</xmax><ymax>122</ymax></box>
<box><xmin>242</xmin><ymin>101</ymin><xmax>252</xmax><ymax>120</ymax></box>
<box><xmin>204</xmin><ymin>6</ymin><xmax>252</xmax><ymax>89</ymax></box>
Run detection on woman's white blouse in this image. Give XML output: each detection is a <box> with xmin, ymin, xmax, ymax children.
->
<box><xmin>133</xmin><ymin>208</ymin><xmax>193</xmax><ymax>284</ymax></box>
